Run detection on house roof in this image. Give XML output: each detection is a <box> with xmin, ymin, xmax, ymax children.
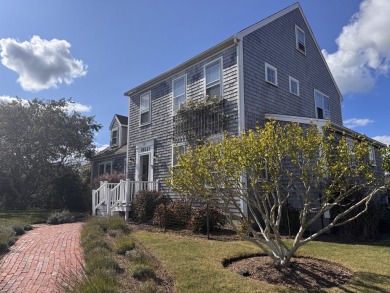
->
<box><xmin>92</xmin><ymin>144</ymin><xmax>127</xmax><ymax>160</ymax></box>
<box><xmin>115</xmin><ymin>114</ymin><xmax>128</xmax><ymax>125</ymax></box>
<box><xmin>124</xmin><ymin>3</ymin><xmax>342</xmax><ymax>101</ymax></box>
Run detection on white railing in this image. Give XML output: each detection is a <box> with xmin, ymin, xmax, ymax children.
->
<box><xmin>92</xmin><ymin>180</ymin><xmax>159</xmax><ymax>220</ymax></box>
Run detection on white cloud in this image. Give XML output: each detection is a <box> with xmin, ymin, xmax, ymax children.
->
<box><xmin>323</xmin><ymin>0</ymin><xmax>390</xmax><ymax>94</ymax></box>
<box><xmin>0</xmin><ymin>95</ymin><xmax>91</xmax><ymax>113</ymax></box>
<box><xmin>373</xmin><ymin>135</ymin><xmax>390</xmax><ymax>145</ymax></box>
<box><xmin>344</xmin><ymin>118</ymin><xmax>374</xmax><ymax>129</ymax></box>
<box><xmin>0</xmin><ymin>36</ymin><xmax>87</xmax><ymax>91</ymax></box>
<box><xmin>95</xmin><ymin>143</ymin><xmax>109</xmax><ymax>153</ymax></box>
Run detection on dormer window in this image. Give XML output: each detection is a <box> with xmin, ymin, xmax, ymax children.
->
<box><xmin>111</xmin><ymin>129</ymin><xmax>118</xmax><ymax>146</ymax></box>
<box><xmin>295</xmin><ymin>25</ymin><xmax>306</xmax><ymax>54</ymax></box>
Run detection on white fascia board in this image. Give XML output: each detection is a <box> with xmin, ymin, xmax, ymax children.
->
<box><xmin>265</xmin><ymin>113</ymin><xmax>327</xmax><ymax>127</ymax></box>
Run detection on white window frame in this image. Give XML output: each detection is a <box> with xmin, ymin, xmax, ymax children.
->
<box><xmin>111</xmin><ymin>127</ymin><xmax>119</xmax><ymax>146</ymax></box>
<box><xmin>289</xmin><ymin>76</ymin><xmax>300</xmax><ymax>96</ymax></box>
<box><xmin>295</xmin><ymin>25</ymin><xmax>306</xmax><ymax>54</ymax></box>
<box><xmin>98</xmin><ymin>161</ymin><xmax>112</xmax><ymax>176</ymax></box>
<box><xmin>369</xmin><ymin>146</ymin><xmax>376</xmax><ymax>166</ymax></box>
<box><xmin>265</xmin><ymin>63</ymin><xmax>278</xmax><ymax>86</ymax></box>
<box><xmin>204</xmin><ymin>58</ymin><xmax>223</xmax><ymax>97</ymax></box>
<box><xmin>139</xmin><ymin>91</ymin><xmax>151</xmax><ymax>126</ymax></box>
<box><xmin>172</xmin><ymin>75</ymin><xmax>187</xmax><ymax>115</ymax></box>
<box><xmin>314</xmin><ymin>89</ymin><xmax>330</xmax><ymax>120</ymax></box>
<box><xmin>172</xmin><ymin>143</ymin><xmax>187</xmax><ymax>167</ymax></box>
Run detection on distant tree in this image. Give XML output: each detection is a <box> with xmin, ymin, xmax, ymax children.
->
<box><xmin>0</xmin><ymin>98</ymin><xmax>101</xmax><ymax>209</ymax></box>
<box><xmin>168</xmin><ymin>121</ymin><xmax>389</xmax><ymax>268</ymax></box>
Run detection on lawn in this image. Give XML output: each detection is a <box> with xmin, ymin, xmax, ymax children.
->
<box><xmin>134</xmin><ymin>231</ymin><xmax>390</xmax><ymax>293</ymax></box>
<box><xmin>0</xmin><ymin>209</ymin><xmax>54</xmax><ymax>226</ymax></box>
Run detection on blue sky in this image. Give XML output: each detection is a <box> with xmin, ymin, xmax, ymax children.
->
<box><xmin>1</xmin><ymin>0</ymin><xmax>389</xmax><ymax>148</ymax></box>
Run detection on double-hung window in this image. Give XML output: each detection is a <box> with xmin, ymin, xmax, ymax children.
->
<box><xmin>173</xmin><ymin>76</ymin><xmax>187</xmax><ymax>114</ymax></box>
<box><xmin>205</xmin><ymin>59</ymin><xmax>222</xmax><ymax>97</ymax></box>
<box><xmin>265</xmin><ymin>63</ymin><xmax>278</xmax><ymax>86</ymax></box>
<box><xmin>99</xmin><ymin>162</ymin><xmax>112</xmax><ymax>175</ymax></box>
<box><xmin>111</xmin><ymin>129</ymin><xmax>118</xmax><ymax>146</ymax></box>
<box><xmin>295</xmin><ymin>25</ymin><xmax>306</xmax><ymax>53</ymax></box>
<box><xmin>369</xmin><ymin>146</ymin><xmax>376</xmax><ymax>166</ymax></box>
<box><xmin>289</xmin><ymin>76</ymin><xmax>299</xmax><ymax>96</ymax></box>
<box><xmin>172</xmin><ymin>143</ymin><xmax>186</xmax><ymax>167</ymax></box>
<box><xmin>140</xmin><ymin>92</ymin><xmax>151</xmax><ymax>125</ymax></box>
<box><xmin>314</xmin><ymin>90</ymin><xmax>330</xmax><ymax>119</ymax></box>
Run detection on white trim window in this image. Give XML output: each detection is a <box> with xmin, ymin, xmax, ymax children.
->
<box><xmin>98</xmin><ymin>161</ymin><xmax>112</xmax><ymax>175</ymax></box>
<box><xmin>314</xmin><ymin>90</ymin><xmax>330</xmax><ymax>119</ymax></box>
<box><xmin>172</xmin><ymin>143</ymin><xmax>186</xmax><ymax>167</ymax></box>
<box><xmin>111</xmin><ymin>128</ymin><xmax>119</xmax><ymax>146</ymax></box>
<box><xmin>140</xmin><ymin>92</ymin><xmax>151</xmax><ymax>125</ymax></box>
<box><xmin>295</xmin><ymin>25</ymin><xmax>306</xmax><ymax>53</ymax></box>
<box><xmin>172</xmin><ymin>75</ymin><xmax>187</xmax><ymax>114</ymax></box>
<box><xmin>369</xmin><ymin>146</ymin><xmax>376</xmax><ymax>166</ymax></box>
<box><xmin>205</xmin><ymin>59</ymin><xmax>222</xmax><ymax>97</ymax></box>
<box><xmin>289</xmin><ymin>76</ymin><xmax>299</xmax><ymax>96</ymax></box>
<box><xmin>265</xmin><ymin>63</ymin><xmax>278</xmax><ymax>86</ymax></box>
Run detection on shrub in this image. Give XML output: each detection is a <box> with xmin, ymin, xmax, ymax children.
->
<box><xmin>0</xmin><ymin>226</ymin><xmax>15</xmax><ymax>253</ymax></box>
<box><xmin>187</xmin><ymin>206</ymin><xmax>226</xmax><ymax>234</ymax></box>
<box><xmin>12</xmin><ymin>225</ymin><xmax>25</xmax><ymax>236</ymax></box>
<box><xmin>131</xmin><ymin>190</ymin><xmax>166</xmax><ymax>223</ymax></box>
<box><xmin>47</xmin><ymin>210</ymin><xmax>74</xmax><ymax>225</ymax></box>
<box><xmin>85</xmin><ymin>250</ymin><xmax>120</xmax><ymax>275</ymax></box>
<box><xmin>63</xmin><ymin>268</ymin><xmax>119</xmax><ymax>293</ymax></box>
<box><xmin>115</xmin><ymin>236</ymin><xmax>136</xmax><ymax>255</ymax></box>
<box><xmin>107</xmin><ymin>216</ymin><xmax>128</xmax><ymax>233</ymax></box>
<box><xmin>139</xmin><ymin>279</ymin><xmax>157</xmax><ymax>293</ymax></box>
<box><xmin>23</xmin><ymin>224</ymin><xmax>33</xmax><ymax>231</ymax></box>
<box><xmin>131</xmin><ymin>264</ymin><xmax>156</xmax><ymax>281</ymax></box>
<box><xmin>153</xmin><ymin>200</ymin><xmax>192</xmax><ymax>229</ymax></box>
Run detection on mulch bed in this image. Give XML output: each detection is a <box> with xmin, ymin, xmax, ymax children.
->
<box><xmin>225</xmin><ymin>254</ymin><xmax>353</xmax><ymax>290</ymax></box>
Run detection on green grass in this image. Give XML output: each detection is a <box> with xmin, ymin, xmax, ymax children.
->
<box><xmin>114</xmin><ymin>235</ymin><xmax>136</xmax><ymax>255</ymax></box>
<box><xmin>134</xmin><ymin>231</ymin><xmax>390</xmax><ymax>293</ymax></box>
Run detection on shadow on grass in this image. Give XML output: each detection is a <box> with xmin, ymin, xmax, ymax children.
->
<box><xmin>337</xmin><ymin>271</ymin><xmax>390</xmax><ymax>293</ymax></box>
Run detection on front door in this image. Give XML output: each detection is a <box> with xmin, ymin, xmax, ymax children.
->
<box><xmin>139</xmin><ymin>153</ymin><xmax>150</xmax><ymax>181</ymax></box>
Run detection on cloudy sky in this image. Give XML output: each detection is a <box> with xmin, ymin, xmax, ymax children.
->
<box><xmin>1</xmin><ymin>0</ymin><xmax>389</xmax><ymax>146</ymax></box>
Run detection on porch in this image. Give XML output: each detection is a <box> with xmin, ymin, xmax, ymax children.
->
<box><xmin>92</xmin><ymin>180</ymin><xmax>159</xmax><ymax>220</ymax></box>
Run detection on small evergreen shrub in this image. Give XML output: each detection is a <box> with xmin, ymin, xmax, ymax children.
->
<box><xmin>23</xmin><ymin>224</ymin><xmax>33</xmax><ymax>231</ymax></box>
<box><xmin>12</xmin><ymin>225</ymin><xmax>25</xmax><ymax>236</ymax></box>
<box><xmin>0</xmin><ymin>226</ymin><xmax>15</xmax><ymax>253</ymax></box>
<box><xmin>47</xmin><ymin>210</ymin><xmax>74</xmax><ymax>225</ymax></box>
<box><xmin>107</xmin><ymin>216</ymin><xmax>128</xmax><ymax>233</ymax></box>
<box><xmin>153</xmin><ymin>200</ymin><xmax>192</xmax><ymax>229</ymax></box>
<box><xmin>115</xmin><ymin>236</ymin><xmax>136</xmax><ymax>255</ymax></box>
<box><xmin>131</xmin><ymin>264</ymin><xmax>156</xmax><ymax>281</ymax></box>
<box><xmin>131</xmin><ymin>190</ymin><xmax>166</xmax><ymax>223</ymax></box>
<box><xmin>187</xmin><ymin>206</ymin><xmax>226</xmax><ymax>234</ymax></box>
<box><xmin>139</xmin><ymin>279</ymin><xmax>158</xmax><ymax>293</ymax></box>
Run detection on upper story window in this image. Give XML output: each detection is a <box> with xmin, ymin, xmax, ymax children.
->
<box><xmin>111</xmin><ymin>129</ymin><xmax>118</xmax><ymax>146</ymax></box>
<box><xmin>369</xmin><ymin>146</ymin><xmax>376</xmax><ymax>166</ymax></box>
<box><xmin>314</xmin><ymin>90</ymin><xmax>330</xmax><ymax>119</ymax></box>
<box><xmin>140</xmin><ymin>92</ymin><xmax>151</xmax><ymax>125</ymax></box>
<box><xmin>265</xmin><ymin>63</ymin><xmax>278</xmax><ymax>86</ymax></box>
<box><xmin>295</xmin><ymin>25</ymin><xmax>306</xmax><ymax>53</ymax></box>
<box><xmin>205</xmin><ymin>59</ymin><xmax>222</xmax><ymax>97</ymax></box>
<box><xmin>173</xmin><ymin>75</ymin><xmax>187</xmax><ymax>114</ymax></box>
<box><xmin>172</xmin><ymin>143</ymin><xmax>186</xmax><ymax>166</ymax></box>
<box><xmin>289</xmin><ymin>76</ymin><xmax>300</xmax><ymax>96</ymax></box>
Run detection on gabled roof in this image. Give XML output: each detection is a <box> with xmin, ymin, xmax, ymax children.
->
<box><xmin>109</xmin><ymin>114</ymin><xmax>128</xmax><ymax>130</ymax></box>
<box><xmin>92</xmin><ymin>144</ymin><xmax>127</xmax><ymax>160</ymax></box>
<box><xmin>124</xmin><ymin>3</ymin><xmax>343</xmax><ymax>102</ymax></box>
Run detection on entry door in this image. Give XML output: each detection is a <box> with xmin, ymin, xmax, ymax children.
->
<box><xmin>139</xmin><ymin>154</ymin><xmax>150</xmax><ymax>181</ymax></box>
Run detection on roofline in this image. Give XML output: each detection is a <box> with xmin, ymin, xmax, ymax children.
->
<box><xmin>124</xmin><ymin>36</ymin><xmax>237</xmax><ymax>97</ymax></box>
<box><xmin>235</xmin><ymin>2</ymin><xmax>343</xmax><ymax>102</ymax></box>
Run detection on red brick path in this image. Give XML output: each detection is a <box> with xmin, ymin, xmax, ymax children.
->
<box><xmin>0</xmin><ymin>223</ymin><xmax>83</xmax><ymax>293</ymax></box>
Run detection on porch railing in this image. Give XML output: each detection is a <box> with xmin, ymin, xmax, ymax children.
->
<box><xmin>92</xmin><ymin>180</ymin><xmax>159</xmax><ymax>220</ymax></box>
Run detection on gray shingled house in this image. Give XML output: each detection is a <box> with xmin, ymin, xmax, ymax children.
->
<box><xmin>92</xmin><ymin>3</ymin><xmax>387</xmax><ymax>219</ymax></box>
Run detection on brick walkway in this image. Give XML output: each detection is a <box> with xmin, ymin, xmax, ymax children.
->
<box><xmin>0</xmin><ymin>223</ymin><xmax>83</xmax><ymax>293</ymax></box>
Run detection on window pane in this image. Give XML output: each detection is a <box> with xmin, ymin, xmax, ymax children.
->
<box><xmin>297</xmin><ymin>29</ymin><xmax>305</xmax><ymax>44</ymax></box>
<box><xmin>267</xmin><ymin>67</ymin><xmax>275</xmax><ymax>84</ymax></box>
<box><xmin>173</xmin><ymin>145</ymin><xmax>186</xmax><ymax>166</ymax></box>
<box><xmin>141</xmin><ymin>112</ymin><xmax>149</xmax><ymax>124</ymax></box>
<box><xmin>106</xmin><ymin>163</ymin><xmax>111</xmax><ymax>174</ymax></box>
<box><xmin>206</xmin><ymin>84</ymin><xmax>221</xmax><ymax>97</ymax></box>
<box><xmin>206</xmin><ymin>62</ymin><xmax>220</xmax><ymax>85</ymax></box>
<box><xmin>140</xmin><ymin>94</ymin><xmax>149</xmax><ymax>111</ymax></box>
<box><xmin>173</xmin><ymin>78</ymin><xmax>185</xmax><ymax>97</ymax></box>
<box><xmin>323</xmin><ymin>96</ymin><xmax>330</xmax><ymax>111</ymax></box>
<box><xmin>99</xmin><ymin>164</ymin><xmax>105</xmax><ymax>175</ymax></box>
<box><xmin>290</xmin><ymin>80</ymin><xmax>298</xmax><ymax>95</ymax></box>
